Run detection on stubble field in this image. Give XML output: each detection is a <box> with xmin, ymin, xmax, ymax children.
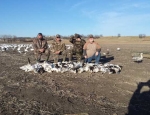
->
<box><xmin>0</xmin><ymin>37</ymin><xmax>150</xmax><ymax>115</ymax></box>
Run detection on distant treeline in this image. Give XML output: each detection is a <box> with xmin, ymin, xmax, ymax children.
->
<box><xmin>0</xmin><ymin>34</ymin><xmax>147</xmax><ymax>43</ymax></box>
<box><xmin>0</xmin><ymin>34</ymin><xmax>103</xmax><ymax>43</ymax></box>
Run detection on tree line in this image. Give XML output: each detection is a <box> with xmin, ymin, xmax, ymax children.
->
<box><xmin>0</xmin><ymin>34</ymin><xmax>104</xmax><ymax>43</ymax></box>
<box><xmin>0</xmin><ymin>34</ymin><xmax>147</xmax><ymax>43</ymax></box>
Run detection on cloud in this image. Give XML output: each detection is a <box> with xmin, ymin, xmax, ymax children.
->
<box><xmin>81</xmin><ymin>9</ymin><xmax>98</xmax><ymax>19</ymax></box>
<box><xmin>69</xmin><ymin>0</ymin><xmax>94</xmax><ymax>11</ymax></box>
<box><xmin>71</xmin><ymin>1</ymin><xmax>86</xmax><ymax>9</ymax></box>
<box><xmin>81</xmin><ymin>1</ymin><xmax>150</xmax><ymax>35</ymax></box>
<box><xmin>116</xmin><ymin>2</ymin><xmax>150</xmax><ymax>11</ymax></box>
<box><xmin>95</xmin><ymin>12</ymin><xmax>150</xmax><ymax>35</ymax></box>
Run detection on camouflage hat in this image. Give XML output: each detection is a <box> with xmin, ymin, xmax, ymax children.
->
<box><xmin>88</xmin><ymin>34</ymin><xmax>94</xmax><ymax>38</ymax></box>
<box><xmin>70</xmin><ymin>35</ymin><xmax>74</xmax><ymax>39</ymax></box>
<box><xmin>74</xmin><ymin>34</ymin><xmax>81</xmax><ymax>39</ymax></box>
<box><xmin>56</xmin><ymin>34</ymin><xmax>61</xmax><ymax>38</ymax></box>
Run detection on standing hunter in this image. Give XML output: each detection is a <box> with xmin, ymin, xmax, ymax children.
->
<box><xmin>50</xmin><ymin>34</ymin><xmax>67</xmax><ymax>63</ymax></box>
<box><xmin>69</xmin><ymin>33</ymin><xmax>86</xmax><ymax>62</ymax></box>
<box><xmin>32</xmin><ymin>33</ymin><xmax>50</xmax><ymax>62</ymax></box>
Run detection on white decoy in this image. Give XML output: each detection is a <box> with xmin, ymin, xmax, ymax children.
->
<box><xmin>67</xmin><ymin>46</ymin><xmax>71</xmax><ymax>50</ymax></box>
<box><xmin>132</xmin><ymin>53</ymin><xmax>143</xmax><ymax>63</ymax></box>
<box><xmin>24</xmin><ymin>46</ymin><xmax>29</xmax><ymax>54</ymax></box>
<box><xmin>1</xmin><ymin>47</ymin><xmax>6</xmax><ymax>52</ymax></box>
<box><xmin>103</xmin><ymin>53</ymin><xmax>106</xmax><ymax>56</ymax></box>
<box><xmin>106</xmin><ymin>49</ymin><xmax>109</xmax><ymax>55</ymax></box>
<box><xmin>103</xmin><ymin>49</ymin><xmax>110</xmax><ymax>56</ymax></box>
<box><xmin>117</xmin><ymin>48</ymin><xmax>120</xmax><ymax>51</ymax></box>
<box><xmin>17</xmin><ymin>46</ymin><xmax>23</xmax><ymax>54</ymax></box>
<box><xmin>12</xmin><ymin>45</ymin><xmax>18</xmax><ymax>50</ymax></box>
<box><xmin>30</xmin><ymin>47</ymin><xmax>34</xmax><ymax>51</ymax></box>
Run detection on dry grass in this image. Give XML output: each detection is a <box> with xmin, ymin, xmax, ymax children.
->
<box><xmin>48</xmin><ymin>36</ymin><xmax>150</xmax><ymax>45</ymax></box>
<box><xmin>1</xmin><ymin>37</ymin><xmax>150</xmax><ymax>115</ymax></box>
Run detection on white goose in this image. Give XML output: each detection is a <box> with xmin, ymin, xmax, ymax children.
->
<box><xmin>20</xmin><ymin>59</ymin><xmax>34</xmax><ymax>72</ymax></box>
<box><xmin>77</xmin><ymin>67</ymin><xmax>84</xmax><ymax>73</ymax></box>
<box><xmin>24</xmin><ymin>46</ymin><xmax>29</xmax><ymax>54</ymax></box>
<box><xmin>17</xmin><ymin>45</ymin><xmax>24</xmax><ymax>54</ymax></box>
<box><xmin>1</xmin><ymin>46</ymin><xmax>6</xmax><ymax>52</ymax></box>
<box><xmin>132</xmin><ymin>53</ymin><xmax>143</xmax><ymax>63</ymax></box>
<box><xmin>93</xmin><ymin>66</ymin><xmax>99</xmax><ymax>73</ymax></box>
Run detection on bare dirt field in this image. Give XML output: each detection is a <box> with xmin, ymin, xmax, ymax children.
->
<box><xmin>0</xmin><ymin>37</ymin><xmax>150</xmax><ymax>115</ymax></box>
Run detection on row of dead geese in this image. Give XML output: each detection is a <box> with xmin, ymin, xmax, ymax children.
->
<box><xmin>20</xmin><ymin>58</ymin><xmax>122</xmax><ymax>74</ymax></box>
<box><xmin>19</xmin><ymin>52</ymin><xmax>143</xmax><ymax>74</ymax></box>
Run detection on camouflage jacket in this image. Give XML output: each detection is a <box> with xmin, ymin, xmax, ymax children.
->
<box><xmin>69</xmin><ymin>37</ymin><xmax>86</xmax><ymax>53</ymax></box>
<box><xmin>32</xmin><ymin>38</ymin><xmax>48</xmax><ymax>52</ymax></box>
<box><xmin>51</xmin><ymin>40</ymin><xmax>66</xmax><ymax>52</ymax></box>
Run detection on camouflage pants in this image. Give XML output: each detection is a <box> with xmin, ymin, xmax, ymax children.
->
<box><xmin>68</xmin><ymin>49</ymin><xmax>83</xmax><ymax>62</ymax></box>
<box><xmin>34</xmin><ymin>49</ymin><xmax>50</xmax><ymax>62</ymax></box>
<box><xmin>52</xmin><ymin>50</ymin><xmax>67</xmax><ymax>63</ymax></box>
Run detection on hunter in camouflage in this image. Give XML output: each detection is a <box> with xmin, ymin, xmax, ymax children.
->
<box><xmin>69</xmin><ymin>33</ymin><xmax>86</xmax><ymax>62</ymax></box>
<box><xmin>32</xmin><ymin>33</ymin><xmax>50</xmax><ymax>62</ymax></box>
<box><xmin>50</xmin><ymin>34</ymin><xmax>67</xmax><ymax>63</ymax></box>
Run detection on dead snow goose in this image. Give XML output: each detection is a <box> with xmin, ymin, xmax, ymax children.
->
<box><xmin>77</xmin><ymin>67</ymin><xmax>84</xmax><ymax>73</ymax></box>
<box><xmin>93</xmin><ymin>66</ymin><xmax>100</xmax><ymax>73</ymax></box>
<box><xmin>20</xmin><ymin>58</ymin><xmax>34</xmax><ymax>72</ymax></box>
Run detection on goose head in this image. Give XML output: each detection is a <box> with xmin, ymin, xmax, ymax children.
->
<box><xmin>140</xmin><ymin>53</ymin><xmax>143</xmax><ymax>57</ymax></box>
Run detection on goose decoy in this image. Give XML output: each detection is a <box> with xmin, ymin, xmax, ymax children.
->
<box><xmin>117</xmin><ymin>48</ymin><xmax>120</xmax><ymax>51</ymax></box>
<box><xmin>106</xmin><ymin>49</ymin><xmax>110</xmax><ymax>55</ymax></box>
<box><xmin>132</xmin><ymin>53</ymin><xmax>143</xmax><ymax>63</ymax></box>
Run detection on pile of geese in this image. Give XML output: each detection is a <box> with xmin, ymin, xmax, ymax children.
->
<box><xmin>20</xmin><ymin>58</ymin><xmax>122</xmax><ymax>74</ymax></box>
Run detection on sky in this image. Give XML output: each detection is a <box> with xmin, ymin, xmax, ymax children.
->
<box><xmin>0</xmin><ymin>0</ymin><xmax>150</xmax><ymax>37</ymax></box>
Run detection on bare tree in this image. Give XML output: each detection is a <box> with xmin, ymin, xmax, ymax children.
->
<box><xmin>139</xmin><ymin>34</ymin><xmax>146</xmax><ymax>38</ymax></box>
<box><xmin>118</xmin><ymin>33</ymin><xmax>121</xmax><ymax>37</ymax></box>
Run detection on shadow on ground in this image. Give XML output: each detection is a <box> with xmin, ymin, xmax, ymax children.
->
<box><xmin>126</xmin><ymin>80</ymin><xmax>150</xmax><ymax>115</ymax></box>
